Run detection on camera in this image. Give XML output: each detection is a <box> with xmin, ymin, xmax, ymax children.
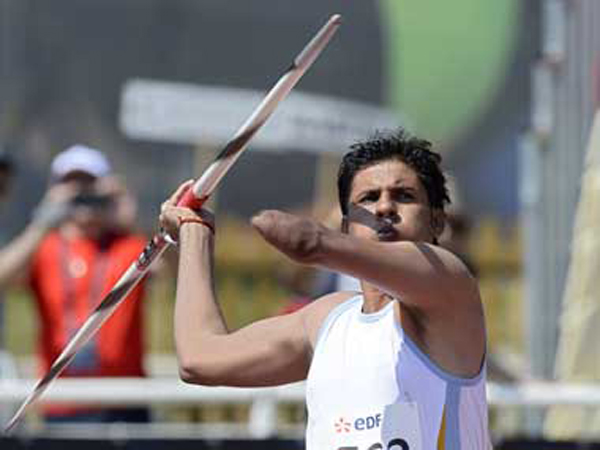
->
<box><xmin>71</xmin><ymin>191</ymin><xmax>114</xmax><ymax>209</ymax></box>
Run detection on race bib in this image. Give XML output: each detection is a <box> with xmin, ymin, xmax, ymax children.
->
<box><xmin>313</xmin><ymin>402</ymin><xmax>423</xmax><ymax>450</ymax></box>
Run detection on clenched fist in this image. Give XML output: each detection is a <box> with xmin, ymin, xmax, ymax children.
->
<box><xmin>159</xmin><ymin>180</ymin><xmax>215</xmax><ymax>243</ymax></box>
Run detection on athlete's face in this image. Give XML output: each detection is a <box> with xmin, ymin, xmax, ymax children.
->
<box><xmin>346</xmin><ymin>159</ymin><xmax>443</xmax><ymax>244</ymax></box>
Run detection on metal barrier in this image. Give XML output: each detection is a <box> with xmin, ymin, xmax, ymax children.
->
<box><xmin>5</xmin><ymin>378</ymin><xmax>600</xmax><ymax>407</ymax></box>
<box><xmin>3</xmin><ymin>378</ymin><xmax>600</xmax><ymax>439</ymax></box>
<box><xmin>0</xmin><ymin>378</ymin><xmax>305</xmax><ymax>439</ymax></box>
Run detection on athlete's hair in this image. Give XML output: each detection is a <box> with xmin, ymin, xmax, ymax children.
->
<box><xmin>337</xmin><ymin>128</ymin><xmax>450</xmax><ymax>216</ymax></box>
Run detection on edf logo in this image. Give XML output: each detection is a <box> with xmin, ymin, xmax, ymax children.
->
<box><xmin>354</xmin><ymin>413</ymin><xmax>382</xmax><ymax>431</ymax></box>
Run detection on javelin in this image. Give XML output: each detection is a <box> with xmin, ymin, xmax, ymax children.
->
<box><xmin>4</xmin><ymin>13</ymin><xmax>342</xmax><ymax>433</ymax></box>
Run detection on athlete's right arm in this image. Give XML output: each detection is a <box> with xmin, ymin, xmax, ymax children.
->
<box><xmin>173</xmin><ymin>223</ymin><xmax>347</xmax><ymax>387</ymax></box>
<box><xmin>160</xmin><ymin>182</ymin><xmax>340</xmax><ymax>387</ymax></box>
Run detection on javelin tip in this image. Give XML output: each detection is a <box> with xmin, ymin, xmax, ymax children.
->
<box><xmin>329</xmin><ymin>14</ymin><xmax>343</xmax><ymax>25</ymax></box>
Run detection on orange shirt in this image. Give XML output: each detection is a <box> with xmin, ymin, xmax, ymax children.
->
<box><xmin>30</xmin><ymin>231</ymin><xmax>148</xmax><ymax>379</ymax></box>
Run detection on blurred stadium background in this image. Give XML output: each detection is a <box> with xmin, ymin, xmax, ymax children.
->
<box><xmin>0</xmin><ymin>0</ymin><xmax>600</xmax><ymax>448</ymax></box>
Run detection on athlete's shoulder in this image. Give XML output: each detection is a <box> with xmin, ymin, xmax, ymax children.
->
<box><xmin>301</xmin><ymin>290</ymin><xmax>361</xmax><ymax>349</ymax></box>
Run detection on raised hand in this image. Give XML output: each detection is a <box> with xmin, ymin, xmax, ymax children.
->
<box><xmin>159</xmin><ymin>180</ymin><xmax>215</xmax><ymax>243</ymax></box>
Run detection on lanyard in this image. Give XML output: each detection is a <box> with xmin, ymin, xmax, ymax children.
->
<box><xmin>58</xmin><ymin>235</ymin><xmax>110</xmax><ymax>373</ymax></box>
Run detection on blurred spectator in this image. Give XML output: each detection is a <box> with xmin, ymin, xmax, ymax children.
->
<box><xmin>0</xmin><ymin>151</ymin><xmax>75</xmax><ymax>290</ymax></box>
<box><xmin>0</xmin><ymin>146</ymin><xmax>75</xmax><ymax>425</ymax></box>
<box><xmin>5</xmin><ymin>145</ymin><xmax>152</xmax><ymax>423</ymax></box>
<box><xmin>0</xmin><ymin>148</ymin><xmax>15</xmax><ymax>349</ymax></box>
<box><xmin>1</xmin><ymin>148</ymin><xmax>73</xmax><ymax>348</ymax></box>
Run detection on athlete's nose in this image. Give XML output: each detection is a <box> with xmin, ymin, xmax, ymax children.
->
<box><xmin>375</xmin><ymin>192</ymin><xmax>398</xmax><ymax>220</ymax></box>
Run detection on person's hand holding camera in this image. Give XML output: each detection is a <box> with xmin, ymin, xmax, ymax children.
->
<box><xmin>32</xmin><ymin>181</ymin><xmax>82</xmax><ymax>230</ymax></box>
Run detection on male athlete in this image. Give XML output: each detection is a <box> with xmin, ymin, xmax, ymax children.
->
<box><xmin>160</xmin><ymin>129</ymin><xmax>491</xmax><ymax>449</ymax></box>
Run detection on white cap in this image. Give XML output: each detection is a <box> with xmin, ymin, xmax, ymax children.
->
<box><xmin>51</xmin><ymin>145</ymin><xmax>111</xmax><ymax>181</ymax></box>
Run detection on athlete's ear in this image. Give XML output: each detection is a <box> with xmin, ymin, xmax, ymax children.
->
<box><xmin>430</xmin><ymin>209</ymin><xmax>445</xmax><ymax>239</ymax></box>
<box><xmin>341</xmin><ymin>215</ymin><xmax>349</xmax><ymax>234</ymax></box>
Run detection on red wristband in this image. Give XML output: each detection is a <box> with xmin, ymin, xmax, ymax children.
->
<box><xmin>178</xmin><ymin>216</ymin><xmax>215</xmax><ymax>234</ymax></box>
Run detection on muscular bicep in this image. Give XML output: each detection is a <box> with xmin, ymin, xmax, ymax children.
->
<box><xmin>176</xmin><ymin>311</ymin><xmax>312</xmax><ymax>387</ymax></box>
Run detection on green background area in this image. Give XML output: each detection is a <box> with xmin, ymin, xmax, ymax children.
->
<box><xmin>380</xmin><ymin>0</ymin><xmax>520</xmax><ymax>145</ymax></box>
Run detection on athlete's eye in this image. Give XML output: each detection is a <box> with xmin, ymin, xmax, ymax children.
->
<box><xmin>358</xmin><ymin>191</ymin><xmax>379</xmax><ymax>203</ymax></box>
<box><xmin>393</xmin><ymin>189</ymin><xmax>416</xmax><ymax>202</ymax></box>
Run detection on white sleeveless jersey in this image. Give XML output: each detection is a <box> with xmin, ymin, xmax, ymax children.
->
<box><xmin>306</xmin><ymin>296</ymin><xmax>491</xmax><ymax>450</ymax></box>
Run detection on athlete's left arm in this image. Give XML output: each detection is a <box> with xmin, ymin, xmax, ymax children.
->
<box><xmin>251</xmin><ymin>210</ymin><xmax>479</xmax><ymax>313</ymax></box>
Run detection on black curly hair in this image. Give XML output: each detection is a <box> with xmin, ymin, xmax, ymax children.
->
<box><xmin>337</xmin><ymin>129</ymin><xmax>450</xmax><ymax>216</ymax></box>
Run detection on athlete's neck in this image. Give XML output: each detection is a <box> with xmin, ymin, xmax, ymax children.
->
<box><xmin>360</xmin><ymin>282</ymin><xmax>394</xmax><ymax>314</ymax></box>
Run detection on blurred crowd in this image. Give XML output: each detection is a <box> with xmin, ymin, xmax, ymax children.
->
<box><xmin>0</xmin><ymin>145</ymin><xmax>151</xmax><ymax>424</ymax></box>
